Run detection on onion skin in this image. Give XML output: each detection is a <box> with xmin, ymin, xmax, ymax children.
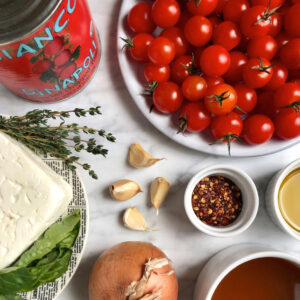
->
<box><xmin>89</xmin><ymin>242</ymin><xmax>178</xmax><ymax>300</ymax></box>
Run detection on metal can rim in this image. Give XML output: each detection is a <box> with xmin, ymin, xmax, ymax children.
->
<box><xmin>0</xmin><ymin>0</ymin><xmax>63</xmax><ymax>46</ymax></box>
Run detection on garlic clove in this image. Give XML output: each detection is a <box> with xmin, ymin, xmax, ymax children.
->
<box><xmin>150</xmin><ymin>177</ymin><xmax>170</xmax><ymax>215</ymax></box>
<box><xmin>123</xmin><ymin>207</ymin><xmax>156</xmax><ymax>231</ymax></box>
<box><xmin>128</xmin><ymin>143</ymin><xmax>163</xmax><ymax>168</ymax></box>
<box><xmin>109</xmin><ymin>180</ymin><xmax>142</xmax><ymax>201</ymax></box>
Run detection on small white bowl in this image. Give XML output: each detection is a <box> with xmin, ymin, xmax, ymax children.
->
<box><xmin>184</xmin><ymin>165</ymin><xmax>259</xmax><ymax>237</ymax></box>
<box><xmin>194</xmin><ymin>244</ymin><xmax>300</xmax><ymax>300</ymax></box>
<box><xmin>266</xmin><ymin>158</ymin><xmax>300</xmax><ymax>240</ymax></box>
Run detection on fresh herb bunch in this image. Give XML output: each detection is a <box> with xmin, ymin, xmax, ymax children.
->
<box><xmin>0</xmin><ymin>107</ymin><xmax>116</xmax><ymax>179</ymax></box>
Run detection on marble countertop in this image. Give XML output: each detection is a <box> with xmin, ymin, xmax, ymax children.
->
<box><xmin>1</xmin><ymin>1</ymin><xmax>300</xmax><ymax>299</ymax></box>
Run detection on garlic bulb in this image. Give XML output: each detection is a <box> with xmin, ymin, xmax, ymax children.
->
<box><xmin>128</xmin><ymin>143</ymin><xmax>163</xmax><ymax>168</ymax></box>
<box><xmin>151</xmin><ymin>177</ymin><xmax>170</xmax><ymax>215</ymax></box>
<box><xmin>109</xmin><ymin>180</ymin><xmax>142</xmax><ymax>201</ymax></box>
<box><xmin>123</xmin><ymin>207</ymin><xmax>155</xmax><ymax>231</ymax></box>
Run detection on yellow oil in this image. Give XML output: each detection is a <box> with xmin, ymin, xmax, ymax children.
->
<box><xmin>278</xmin><ymin>168</ymin><xmax>300</xmax><ymax>232</ymax></box>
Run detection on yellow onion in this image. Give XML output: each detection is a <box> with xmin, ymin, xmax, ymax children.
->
<box><xmin>89</xmin><ymin>242</ymin><xmax>178</xmax><ymax>300</ymax></box>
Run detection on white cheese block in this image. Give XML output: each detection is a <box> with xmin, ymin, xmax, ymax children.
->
<box><xmin>0</xmin><ymin>132</ymin><xmax>72</xmax><ymax>269</ymax></box>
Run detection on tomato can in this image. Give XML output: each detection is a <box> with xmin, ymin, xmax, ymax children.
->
<box><xmin>0</xmin><ymin>0</ymin><xmax>101</xmax><ymax>103</ymax></box>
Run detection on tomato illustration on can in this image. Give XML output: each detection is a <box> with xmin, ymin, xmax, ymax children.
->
<box><xmin>0</xmin><ymin>0</ymin><xmax>101</xmax><ymax>103</ymax></box>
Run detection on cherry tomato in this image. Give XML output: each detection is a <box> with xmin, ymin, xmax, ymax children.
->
<box><xmin>223</xmin><ymin>0</ymin><xmax>250</xmax><ymax>23</ymax></box>
<box><xmin>210</xmin><ymin>112</ymin><xmax>243</xmax><ymax>142</ymax></box>
<box><xmin>153</xmin><ymin>81</ymin><xmax>183</xmax><ymax>113</ymax></box>
<box><xmin>274</xmin><ymin>82</ymin><xmax>300</xmax><ymax>109</ymax></box>
<box><xmin>184</xmin><ymin>16</ymin><xmax>213</xmax><ymax>47</ymax></box>
<box><xmin>203</xmin><ymin>76</ymin><xmax>225</xmax><ymax>88</ymax></box>
<box><xmin>254</xmin><ymin>91</ymin><xmax>277</xmax><ymax>117</ymax></box>
<box><xmin>144</xmin><ymin>63</ymin><xmax>170</xmax><ymax>82</ymax></box>
<box><xmin>276</xmin><ymin>32</ymin><xmax>291</xmax><ymax>49</ymax></box>
<box><xmin>181</xmin><ymin>75</ymin><xmax>208</xmax><ymax>101</ymax></box>
<box><xmin>269</xmin><ymin>13</ymin><xmax>283</xmax><ymax>36</ymax></box>
<box><xmin>152</xmin><ymin>0</ymin><xmax>181</xmax><ymax>28</ymax></box>
<box><xmin>204</xmin><ymin>83</ymin><xmax>237</xmax><ymax>115</ymax></box>
<box><xmin>234</xmin><ymin>83</ymin><xmax>258</xmax><ymax>114</ymax></box>
<box><xmin>124</xmin><ymin>34</ymin><xmax>154</xmax><ymax>63</ymax></box>
<box><xmin>247</xmin><ymin>35</ymin><xmax>278</xmax><ymax>61</ymax></box>
<box><xmin>148</xmin><ymin>37</ymin><xmax>175</xmax><ymax>65</ymax></box>
<box><xmin>178</xmin><ymin>102</ymin><xmax>211</xmax><ymax>133</ymax></box>
<box><xmin>284</xmin><ymin>4</ymin><xmax>300</xmax><ymax>38</ymax></box>
<box><xmin>280</xmin><ymin>38</ymin><xmax>300</xmax><ymax>70</ymax></box>
<box><xmin>250</xmin><ymin>0</ymin><xmax>284</xmax><ymax>9</ymax></box>
<box><xmin>127</xmin><ymin>3</ymin><xmax>156</xmax><ymax>33</ymax></box>
<box><xmin>161</xmin><ymin>27</ymin><xmax>189</xmax><ymax>57</ymax></box>
<box><xmin>223</xmin><ymin>51</ymin><xmax>248</xmax><ymax>83</ymax></box>
<box><xmin>212</xmin><ymin>21</ymin><xmax>242</xmax><ymax>51</ymax></box>
<box><xmin>275</xmin><ymin>108</ymin><xmax>300</xmax><ymax>139</ymax></box>
<box><xmin>240</xmin><ymin>5</ymin><xmax>273</xmax><ymax>39</ymax></box>
<box><xmin>264</xmin><ymin>63</ymin><xmax>288</xmax><ymax>90</ymax></box>
<box><xmin>171</xmin><ymin>55</ymin><xmax>193</xmax><ymax>84</ymax></box>
<box><xmin>242</xmin><ymin>57</ymin><xmax>274</xmax><ymax>88</ymax></box>
<box><xmin>200</xmin><ymin>45</ymin><xmax>231</xmax><ymax>77</ymax></box>
<box><xmin>187</xmin><ymin>0</ymin><xmax>218</xmax><ymax>16</ymax></box>
<box><xmin>242</xmin><ymin>114</ymin><xmax>274</xmax><ymax>144</ymax></box>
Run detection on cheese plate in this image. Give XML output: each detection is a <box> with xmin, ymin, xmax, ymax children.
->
<box><xmin>17</xmin><ymin>154</ymin><xmax>89</xmax><ymax>300</ymax></box>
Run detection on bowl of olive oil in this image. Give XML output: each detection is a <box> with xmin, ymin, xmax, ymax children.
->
<box><xmin>266</xmin><ymin>158</ymin><xmax>300</xmax><ymax>240</ymax></box>
<box><xmin>194</xmin><ymin>244</ymin><xmax>300</xmax><ymax>300</ymax></box>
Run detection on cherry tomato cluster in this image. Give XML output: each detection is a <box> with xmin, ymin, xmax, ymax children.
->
<box><xmin>124</xmin><ymin>0</ymin><xmax>300</xmax><ymax>152</ymax></box>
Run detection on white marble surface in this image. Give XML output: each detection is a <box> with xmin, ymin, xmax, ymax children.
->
<box><xmin>1</xmin><ymin>1</ymin><xmax>300</xmax><ymax>299</ymax></box>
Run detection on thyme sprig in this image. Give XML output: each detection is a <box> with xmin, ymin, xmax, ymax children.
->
<box><xmin>0</xmin><ymin>107</ymin><xmax>116</xmax><ymax>179</ymax></box>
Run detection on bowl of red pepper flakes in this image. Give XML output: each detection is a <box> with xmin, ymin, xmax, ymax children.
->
<box><xmin>184</xmin><ymin>165</ymin><xmax>259</xmax><ymax>237</ymax></box>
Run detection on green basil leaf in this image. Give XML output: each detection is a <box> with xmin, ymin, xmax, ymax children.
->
<box><xmin>0</xmin><ymin>210</ymin><xmax>80</xmax><ymax>295</ymax></box>
<box><xmin>15</xmin><ymin>210</ymin><xmax>80</xmax><ymax>268</ymax></box>
<box><xmin>0</xmin><ymin>249</ymin><xmax>72</xmax><ymax>294</ymax></box>
<box><xmin>0</xmin><ymin>268</ymin><xmax>32</xmax><ymax>295</ymax></box>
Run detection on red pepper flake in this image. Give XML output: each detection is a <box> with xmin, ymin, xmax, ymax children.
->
<box><xmin>192</xmin><ymin>175</ymin><xmax>242</xmax><ymax>227</ymax></box>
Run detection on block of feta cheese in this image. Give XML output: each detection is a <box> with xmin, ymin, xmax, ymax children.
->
<box><xmin>0</xmin><ymin>132</ymin><xmax>73</xmax><ymax>269</ymax></box>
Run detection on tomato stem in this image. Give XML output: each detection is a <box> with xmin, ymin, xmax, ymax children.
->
<box><xmin>149</xmin><ymin>104</ymin><xmax>155</xmax><ymax>113</ymax></box>
<box><xmin>210</xmin><ymin>134</ymin><xmax>244</xmax><ymax>156</ymax></box>
<box><xmin>193</xmin><ymin>0</ymin><xmax>202</xmax><ymax>7</ymax></box>
<box><xmin>254</xmin><ymin>2</ymin><xmax>281</xmax><ymax>26</ymax></box>
<box><xmin>250</xmin><ymin>57</ymin><xmax>275</xmax><ymax>74</ymax></box>
<box><xmin>282</xmin><ymin>101</ymin><xmax>300</xmax><ymax>114</ymax></box>
<box><xmin>182</xmin><ymin>53</ymin><xmax>201</xmax><ymax>75</ymax></box>
<box><xmin>235</xmin><ymin>105</ymin><xmax>247</xmax><ymax>115</ymax></box>
<box><xmin>120</xmin><ymin>37</ymin><xmax>134</xmax><ymax>50</ymax></box>
<box><xmin>142</xmin><ymin>81</ymin><xmax>158</xmax><ymax>97</ymax></box>
<box><xmin>208</xmin><ymin>90</ymin><xmax>230</xmax><ymax>106</ymax></box>
<box><xmin>177</xmin><ymin>115</ymin><xmax>187</xmax><ymax>134</ymax></box>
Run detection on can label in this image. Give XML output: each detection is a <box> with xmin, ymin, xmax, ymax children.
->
<box><xmin>0</xmin><ymin>0</ymin><xmax>100</xmax><ymax>103</ymax></box>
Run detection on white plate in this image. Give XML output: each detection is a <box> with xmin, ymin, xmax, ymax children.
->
<box><xmin>117</xmin><ymin>0</ymin><xmax>300</xmax><ymax>157</ymax></box>
<box><xmin>19</xmin><ymin>154</ymin><xmax>89</xmax><ymax>300</ymax></box>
